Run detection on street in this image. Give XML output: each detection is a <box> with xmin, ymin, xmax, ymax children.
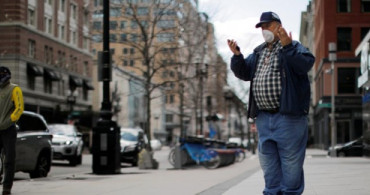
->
<box><xmin>11</xmin><ymin>147</ymin><xmax>261</xmax><ymax>194</ymax></box>
<box><xmin>13</xmin><ymin>146</ymin><xmax>259</xmax><ymax>179</ymax></box>
<box><xmin>10</xmin><ymin>148</ymin><xmax>370</xmax><ymax>194</ymax></box>
<box><xmin>14</xmin><ymin>146</ymin><xmax>176</xmax><ymax>180</ymax></box>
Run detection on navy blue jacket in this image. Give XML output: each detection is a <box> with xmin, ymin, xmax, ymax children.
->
<box><xmin>231</xmin><ymin>41</ymin><xmax>315</xmax><ymax>118</ymax></box>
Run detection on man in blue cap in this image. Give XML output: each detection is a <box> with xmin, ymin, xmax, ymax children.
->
<box><xmin>227</xmin><ymin>12</ymin><xmax>315</xmax><ymax>195</ymax></box>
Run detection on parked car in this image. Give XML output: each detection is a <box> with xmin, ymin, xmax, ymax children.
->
<box><xmin>48</xmin><ymin>124</ymin><xmax>84</xmax><ymax>166</ymax></box>
<box><xmin>150</xmin><ymin>139</ymin><xmax>162</xmax><ymax>151</ymax></box>
<box><xmin>120</xmin><ymin>128</ymin><xmax>148</xmax><ymax>166</ymax></box>
<box><xmin>0</xmin><ymin>111</ymin><xmax>53</xmax><ymax>179</ymax></box>
<box><xmin>328</xmin><ymin>137</ymin><xmax>364</xmax><ymax>157</ymax></box>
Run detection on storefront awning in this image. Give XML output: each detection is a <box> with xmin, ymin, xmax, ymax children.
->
<box><xmin>69</xmin><ymin>76</ymin><xmax>83</xmax><ymax>87</ymax></box>
<box><xmin>27</xmin><ymin>63</ymin><xmax>43</xmax><ymax>76</ymax></box>
<box><xmin>44</xmin><ymin>68</ymin><xmax>61</xmax><ymax>81</ymax></box>
<box><xmin>83</xmin><ymin>79</ymin><xmax>94</xmax><ymax>90</ymax></box>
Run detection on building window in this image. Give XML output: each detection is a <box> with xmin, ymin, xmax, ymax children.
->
<box><xmin>27</xmin><ymin>75</ymin><xmax>36</xmax><ymax>90</ymax></box>
<box><xmin>92</xmin><ymin>35</ymin><xmax>102</xmax><ymax>42</ymax></box>
<box><xmin>131</xmin><ymin>21</ymin><xmax>138</xmax><ymax>29</ymax></box>
<box><xmin>83</xmin><ymin>9</ymin><xmax>89</xmax><ymax>26</ymax></box>
<box><xmin>70</xmin><ymin>4</ymin><xmax>77</xmax><ymax>20</ymax></box>
<box><xmin>59</xmin><ymin>24</ymin><xmax>65</xmax><ymax>40</ymax></box>
<box><xmin>130</xmin><ymin>60</ymin><xmax>135</xmax><ymax>66</ymax></box>
<box><xmin>137</xmin><ymin>7</ymin><xmax>149</xmax><ymax>15</ymax></box>
<box><xmin>120</xmin><ymin>34</ymin><xmax>127</xmax><ymax>42</ymax></box>
<box><xmin>28</xmin><ymin>39</ymin><xmax>35</xmax><ymax>58</ymax></box>
<box><xmin>165</xmin><ymin>114</ymin><xmax>173</xmax><ymax>122</ymax></box>
<box><xmin>83</xmin><ymin>61</ymin><xmax>89</xmax><ymax>76</ymax></box>
<box><xmin>59</xmin><ymin>0</ymin><xmax>66</xmax><ymax>12</ymax></box>
<box><xmin>44</xmin><ymin>76</ymin><xmax>53</xmax><ymax>94</ymax></box>
<box><xmin>361</xmin><ymin>27</ymin><xmax>370</xmax><ymax>40</ymax></box>
<box><xmin>157</xmin><ymin>33</ymin><xmax>175</xmax><ymax>42</ymax></box>
<box><xmin>337</xmin><ymin>27</ymin><xmax>351</xmax><ymax>51</ymax></box>
<box><xmin>110</xmin><ymin>48</ymin><xmax>115</xmax><ymax>55</ymax></box>
<box><xmin>93</xmin><ymin>21</ymin><xmax>102</xmax><ymax>30</ymax></box>
<box><xmin>131</xmin><ymin>34</ymin><xmax>139</xmax><ymax>42</ymax></box>
<box><xmin>337</xmin><ymin>68</ymin><xmax>359</xmax><ymax>94</ymax></box>
<box><xmin>123</xmin><ymin>60</ymin><xmax>128</xmax><ymax>66</ymax></box>
<box><xmin>93</xmin><ymin>10</ymin><xmax>103</xmax><ymax>18</ymax></box>
<box><xmin>94</xmin><ymin>0</ymin><xmax>102</xmax><ymax>6</ymax></box>
<box><xmin>140</xmin><ymin>21</ymin><xmax>148</xmax><ymax>28</ymax></box>
<box><xmin>337</xmin><ymin>0</ymin><xmax>351</xmax><ymax>12</ymax></box>
<box><xmin>70</xmin><ymin>30</ymin><xmax>77</xmax><ymax>45</ymax></box>
<box><xmin>83</xmin><ymin>36</ymin><xmax>89</xmax><ymax>50</ymax></box>
<box><xmin>45</xmin><ymin>0</ymin><xmax>52</xmax><ymax>5</ymax></box>
<box><xmin>110</xmin><ymin>8</ymin><xmax>121</xmax><ymax>17</ymax></box>
<box><xmin>130</xmin><ymin>48</ymin><xmax>135</xmax><ymax>54</ymax></box>
<box><xmin>44</xmin><ymin>17</ymin><xmax>53</xmax><ymax>34</ymax></box>
<box><xmin>123</xmin><ymin>48</ymin><xmax>128</xmax><ymax>54</ymax></box>
<box><xmin>110</xmin><ymin>34</ymin><xmax>117</xmax><ymax>42</ymax></box>
<box><xmin>120</xmin><ymin>21</ymin><xmax>126</xmax><ymax>29</ymax></box>
<box><xmin>361</xmin><ymin>0</ymin><xmax>370</xmax><ymax>12</ymax></box>
<box><xmin>157</xmin><ymin>20</ymin><xmax>175</xmax><ymax>29</ymax></box>
<box><xmin>44</xmin><ymin>45</ymin><xmax>52</xmax><ymax>64</ymax></box>
<box><xmin>110</xmin><ymin>21</ymin><xmax>118</xmax><ymax>30</ymax></box>
<box><xmin>28</xmin><ymin>8</ymin><xmax>36</xmax><ymax>26</ymax></box>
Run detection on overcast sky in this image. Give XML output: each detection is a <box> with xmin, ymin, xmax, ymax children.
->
<box><xmin>198</xmin><ymin>0</ymin><xmax>310</xmax><ymax>99</ymax></box>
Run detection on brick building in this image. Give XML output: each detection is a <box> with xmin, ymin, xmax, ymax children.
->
<box><xmin>0</xmin><ymin>0</ymin><xmax>94</xmax><ymax>123</ymax></box>
<box><xmin>301</xmin><ymin>0</ymin><xmax>370</xmax><ymax>149</ymax></box>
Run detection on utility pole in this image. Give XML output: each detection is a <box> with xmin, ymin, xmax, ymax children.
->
<box><xmin>92</xmin><ymin>0</ymin><xmax>121</xmax><ymax>174</ymax></box>
<box><xmin>329</xmin><ymin>42</ymin><xmax>337</xmax><ymax>157</ymax></box>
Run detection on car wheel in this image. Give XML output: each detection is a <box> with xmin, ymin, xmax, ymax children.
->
<box><xmin>132</xmin><ymin>155</ymin><xmax>138</xmax><ymax>167</ymax></box>
<box><xmin>29</xmin><ymin>152</ymin><xmax>51</xmax><ymax>178</ymax></box>
<box><xmin>69</xmin><ymin>155</ymin><xmax>78</xmax><ymax>166</ymax></box>
<box><xmin>76</xmin><ymin>154</ymin><xmax>82</xmax><ymax>165</ymax></box>
<box><xmin>338</xmin><ymin>151</ymin><xmax>346</xmax><ymax>157</ymax></box>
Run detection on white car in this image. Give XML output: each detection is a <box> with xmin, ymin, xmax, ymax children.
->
<box><xmin>48</xmin><ymin>124</ymin><xmax>84</xmax><ymax>166</ymax></box>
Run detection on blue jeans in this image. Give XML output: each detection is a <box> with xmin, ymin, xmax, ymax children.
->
<box><xmin>256</xmin><ymin>112</ymin><xmax>308</xmax><ymax>195</ymax></box>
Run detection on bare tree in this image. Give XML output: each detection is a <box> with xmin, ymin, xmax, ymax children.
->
<box><xmin>103</xmin><ymin>0</ymin><xmax>212</xmax><ymax>148</ymax></box>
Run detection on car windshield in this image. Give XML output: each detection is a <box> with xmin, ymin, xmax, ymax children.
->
<box><xmin>121</xmin><ymin>131</ymin><xmax>138</xmax><ymax>142</ymax></box>
<box><xmin>49</xmin><ymin>125</ymin><xmax>76</xmax><ymax>136</ymax></box>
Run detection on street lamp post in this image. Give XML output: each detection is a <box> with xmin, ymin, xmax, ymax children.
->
<box><xmin>329</xmin><ymin>42</ymin><xmax>337</xmax><ymax>157</ymax></box>
<box><xmin>196</xmin><ymin>63</ymin><xmax>208</xmax><ymax>136</ymax></box>
<box><xmin>92</xmin><ymin>0</ymin><xmax>121</xmax><ymax>174</ymax></box>
<box><xmin>223</xmin><ymin>86</ymin><xmax>233</xmax><ymax>140</ymax></box>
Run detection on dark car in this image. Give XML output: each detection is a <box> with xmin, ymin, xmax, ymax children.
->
<box><xmin>120</xmin><ymin>128</ymin><xmax>147</xmax><ymax>166</ymax></box>
<box><xmin>1</xmin><ymin>111</ymin><xmax>53</xmax><ymax>178</ymax></box>
<box><xmin>328</xmin><ymin>137</ymin><xmax>364</xmax><ymax>157</ymax></box>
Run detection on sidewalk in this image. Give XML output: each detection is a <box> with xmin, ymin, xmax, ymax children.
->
<box><xmin>9</xmin><ymin>149</ymin><xmax>370</xmax><ymax>195</ymax></box>
<box><xmin>224</xmin><ymin>149</ymin><xmax>370</xmax><ymax>195</ymax></box>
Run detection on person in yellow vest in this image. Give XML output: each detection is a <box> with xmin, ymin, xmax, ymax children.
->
<box><xmin>0</xmin><ymin>66</ymin><xmax>24</xmax><ymax>195</ymax></box>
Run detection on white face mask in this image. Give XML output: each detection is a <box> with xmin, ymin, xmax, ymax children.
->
<box><xmin>262</xmin><ymin>30</ymin><xmax>274</xmax><ymax>43</ymax></box>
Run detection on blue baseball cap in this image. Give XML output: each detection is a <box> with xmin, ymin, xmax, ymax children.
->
<box><xmin>255</xmin><ymin>11</ymin><xmax>281</xmax><ymax>28</ymax></box>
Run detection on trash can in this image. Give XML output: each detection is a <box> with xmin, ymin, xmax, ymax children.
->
<box><xmin>92</xmin><ymin>120</ymin><xmax>121</xmax><ymax>174</ymax></box>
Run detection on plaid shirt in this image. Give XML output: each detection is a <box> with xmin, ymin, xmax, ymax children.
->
<box><xmin>252</xmin><ymin>41</ymin><xmax>283</xmax><ymax>110</ymax></box>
